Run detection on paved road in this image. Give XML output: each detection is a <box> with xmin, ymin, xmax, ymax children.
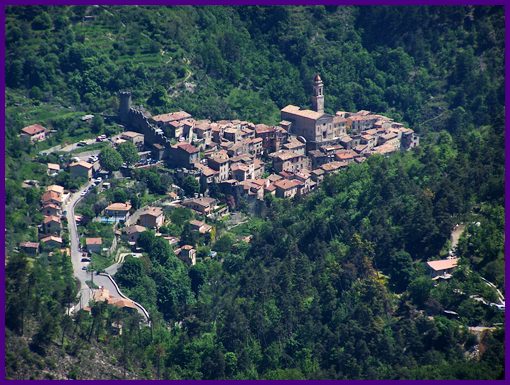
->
<box><xmin>65</xmin><ymin>182</ymin><xmax>95</xmax><ymax>310</ymax></box>
<box><xmin>40</xmin><ymin>138</ymin><xmax>97</xmax><ymax>155</ymax></box>
<box><xmin>66</xmin><ymin>183</ymin><xmax>149</xmax><ymax>321</ymax></box>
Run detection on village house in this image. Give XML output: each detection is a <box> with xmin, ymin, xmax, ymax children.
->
<box><xmin>321</xmin><ymin>161</ymin><xmax>348</xmax><ymax>176</ymax></box>
<box><xmin>283</xmin><ymin>138</ymin><xmax>306</xmax><ymax>156</ymax></box>
<box><xmin>231</xmin><ymin>163</ymin><xmax>253</xmax><ymax>182</ymax></box>
<box><xmin>40</xmin><ymin>235</ymin><xmax>63</xmax><ymax>249</ymax></box>
<box><xmin>42</xmin><ymin>215</ymin><xmax>62</xmax><ymax>234</ymax></box>
<box><xmin>138</xmin><ymin>206</ymin><xmax>165</xmax><ymax>229</ymax></box>
<box><xmin>152</xmin><ymin>111</ymin><xmax>192</xmax><ymax>137</ymax></box>
<box><xmin>239</xmin><ymin>179</ymin><xmax>266</xmax><ymax>200</ymax></box>
<box><xmin>20</xmin><ymin>124</ymin><xmax>47</xmax><ymax>142</ymax></box>
<box><xmin>270</xmin><ymin>151</ymin><xmax>311</xmax><ymax>173</ymax></box>
<box><xmin>41</xmin><ymin>191</ymin><xmax>63</xmax><ymax>207</ymax></box>
<box><xmin>334</xmin><ymin>149</ymin><xmax>359</xmax><ymax>163</ymax></box>
<box><xmin>182</xmin><ymin>197</ymin><xmax>218</xmax><ymax>216</ymax></box>
<box><xmin>189</xmin><ymin>219</ymin><xmax>212</xmax><ymax>234</ymax></box>
<box><xmin>427</xmin><ymin>258</ymin><xmax>459</xmax><ymax>279</ymax></box>
<box><xmin>207</xmin><ymin>154</ymin><xmax>230</xmax><ymax>182</ymax></box>
<box><xmin>47</xmin><ymin>163</ymin><xmax>60</xmax><ymax>176</ymax></box>
<box><xmin>19</xmin><ymin>241</ymin><xmax>39</xmax><ymax>256</ymax></box>
<box><xmin>104</xmin><ymin>202</ymin><xmax>132</xmax><ymax>222</ymax></box>
<box><xmin>274</xmin><ymin>179</ymin><xmax>301</xmax><ymax>199</ymax></box>
<box><xmin>70</xmin><ymin>160</ymin><xmax>94</xmax><ymax>180</ymax></box>
<box><xmin>168</xmin><ymin>142</ymin><xmax>199</xmax><ymax>168</ymax></box>
<box><xmin>177</xmin><ymin>245</ymin><xmax>197</xmax><ymax>266</ymax></box>
<box><xmin>47</xmin><ymin>184</ymin><xmax>65</xmax><ymax>197</ymax></box>
<box><xmin>86</xmin><ymin>237</ymin><xmax>103</xmax><ymax>254</ymax></box>
<box><xmin>122</xmin><ymin>224</ymin><xmax>147</xmax><ymax>245</ymax></box>
<box><xmin>41</xmin><ymin>203</ymin><xmax>62</xmax><ymax>217</ymax></box>
<box><xmin>121</xmin><ymin>131</ymin><xmax>145</xmax><ymax>149</ymax></box>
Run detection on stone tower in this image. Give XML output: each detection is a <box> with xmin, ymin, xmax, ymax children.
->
<box><xmin>311</xmin><ymin>74</ymin><xmax>324</xmax><ymax>114</ymax></box>
<box><xmin>119</xmin><ymin>91</ymin><xmax>132</xmax><ymax>123</ymax></box>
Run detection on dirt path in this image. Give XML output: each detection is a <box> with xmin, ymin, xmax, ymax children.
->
<box><xmin>450</xmin><ymin>223</ymin><xmax>466</xmax><ymax>256</ymax></box>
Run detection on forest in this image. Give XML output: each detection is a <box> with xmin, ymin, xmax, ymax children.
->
<box><xmin>5</xmin><ymin>6</ymin><xmax>504</xmax><ymax>380</ymax></box>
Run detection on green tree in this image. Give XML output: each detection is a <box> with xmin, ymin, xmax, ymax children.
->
<box><xmin>182</xmin><ymin>176</ymin><xmax>200</xmax><ymax>197</ymax></box>
<box><xmin>99</xmin><ymin>147</ymin><xmax>123</xmax><ymax>172</ymax></box>
<box><xmin>117</xmin><ymin>141</ymin><xmax>140</xmax><ymax>167</ymax></box>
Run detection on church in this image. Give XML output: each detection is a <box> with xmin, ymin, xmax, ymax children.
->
<box><xmin>280</xmin><ymin>74</ymin><xmax>347</xmax><ymax>151</ymax></box>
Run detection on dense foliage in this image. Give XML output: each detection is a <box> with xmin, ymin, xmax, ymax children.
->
<box><xmin>5</xmin><ymin>5</ymin><xmax>504</xmax><ymax>380</ymax></box>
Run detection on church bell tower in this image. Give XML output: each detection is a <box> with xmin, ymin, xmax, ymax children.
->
<box><xmin>311</xmin><ymin>74</ymin><xmax>324</xmax><ymax>114</ymax></box>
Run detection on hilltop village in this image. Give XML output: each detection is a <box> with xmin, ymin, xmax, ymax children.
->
<box><xmin>18</xmin><ymin>75</ymin><xmax>421</xmax><ymax>267</ymax></box>
<box><xmin>17</xmin><ymin>75</ymin><xmax>427</xmax><ymax>315</ymax></box>
<box><xmin>119</xmin><ymin>74</ymin><xmax>419</xmax><ymax>202</ymax></box>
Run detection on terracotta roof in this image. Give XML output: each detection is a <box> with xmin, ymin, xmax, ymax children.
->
<box><xmin>41</xmin><ymin>235</ymin><xmax>62</xmax><ymax>244</ymax></box>
<box><xmin>270</xmin><ymin>151</ymin><xmax>301</xmax><ymax>161</ymax></box>
<box><xmin>21</xmin><ymin>124</ymin><xmax>46</xmax><ymax>136</ymax></box>
<box><xmin>121</xmin><ymin>131</ymin><xmax>143</xmax><ymax>138</ymax></box>
<box><xmin>70</xmin><ymin>160</ymin><xmax>93</xmax><ymax>169</ymax></box>
<box><xmin>108</xmin><ymin>297</ymin><xmax>137</xmax><ymax>309</ymax></box>
<box><xmin>43</xmin><ymin>215</ymin><xmax>61</xmax><ymax>224</ymax></box>
<box><xmin>42</xmin><ymin>191</ymin><xmax>62</xmax><ymax>203</ymax></box>
<box><xmin>175</xmin><ymin>143</ymin><xmax>199</xmax><ymax>154</ymax></box>
<box><xmin>255</xmin><ymin>124</ymin><xmax>274</xmax><ymax>134</ymax></box>
<box><xmin>284</xmin><ymin>140</ymin><xmax>305</xmax><ymax>149</ymax></box>
<box><xmin>106</xmin><ymin>202</ymin><xmax>132</xmax><ymax>211</ymax></box>
<box><xmin>281</xmin><ymin>105</ymin><xmax>324</xmax><ymax>120</ymax></box>
<box><xmin>231</xmin><ymin>163</ymin><xmax>249</xmax><ymax>172</ymax></box>
<box><xmin>321</xmin><ymin>161</ymin><xmax>348</xmax><ymax>172</ymax></box>
<box><xmin>183</xmin><ymin>197</ymin><xmax>217</xmax><ymax>208</ymax></box>
<box><xmin>181</xmin><ymin>245</ymin><xmax>194</xmax><ymax>250</ymax></box>
<box><xmin>20</xmin><ymin>241</ymin><xmax>39</xmax><ymax>249</ymax></box>
<box><xmin>200</xmin><ymin>166</ymin><xmax>218</xmax><ymax>177</ymax></box>
<box><xmin>86</xmin><ymin>237</ymin><xmax>102</xmax><ymax>245</ymax></box>
<box><xmin>47</xmin><ymin>185</ymin><xmax>65</xmax><ymax>194</ymax></box>
<box><xmin>152</xmin><ymin>111</ymin><xmax>191</xmax><ymax>123</ymax></box>
<box><xmin>124</xmin><ymin>225</ymin><xmax>147</xmax><ymax>234</ymax></box>
<box><xmin>140</xmin><ymin>206</ymin><xmax>163</xmax><ymax>218</ymax></box>
<box><xmin>274</xmin><ymin>179</ymin><xmax>301</xmax><ymax>190</ymax></box>
<box><xmin>267</xmin><ymin>174</ymin><xmax>283</xmax><ymax>182</ymax></box>
<box><xmin>47</xmin><ymin>163</ymin><xmax>60</xmax><ymax>171</ymax></box>
<box><xmin>42</xmin><ymin>203</ymin><xmax>60</xmax><ymax>210</ymax></box>
<box><xmin>335</xmin><ymin>150</ymin><xmax>358</xmax><ymax>160</ymax></box>
<box><xmin>427</xmin><ymin>258</ymin><xmax>459</xmax><ymax>271</ymax></box>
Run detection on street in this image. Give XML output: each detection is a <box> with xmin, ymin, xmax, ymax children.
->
<box><xmin>65</xmin><ymin>182</ymin><xmax>149</xmax><ymax>321</ymax></box>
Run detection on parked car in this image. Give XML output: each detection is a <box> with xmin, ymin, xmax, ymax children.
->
<box><xmin>81</xmin><ymin>257</ymin><xmax>91</xmax><ymax>263</ymax></box>
<box><xmin>77</xmin><ymin>141</ymin><xmax>88</xmax><ymax>147</ymax></box>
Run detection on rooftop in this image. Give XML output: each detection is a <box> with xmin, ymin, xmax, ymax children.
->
<box><xmin>70</xmin><ymin>160</ymin><xmax>93</xmax><ymax>169</ymax></box>
<box><xmin>281</xmin><ymin>105</ymin><xmax>324</xmax><ymax>120</ymax></box>
<box><xmin>106</xmin><ymin>202</ymin><xmax>132</xmax><ymax>211</ymax></box>
<box><xmin>152</xmin><ymin>111</ymin><xmax>191</xmax><ymax>123</ymax></box>
<box><xmin>427</xmin><ymin>258</ymin><xmax>459</xmax><ymax>271</ymax></box>
<box><xmin>20</xmin><ymin>241</ymin><xmax>39</xmax><ymax>249</ymax></box>
<box><xmin>175</xmin><ymin>142</ymin><xmax>199</xmax><ymax>154</ymax></box>
<box><xmin>21</xmin><ymin>124</ymin><xmax>46</xmax><ymax>136</ymax></box>
<box><xmin>274</xmin><ymin>179</ymin><xmax>301</xmax><ymax>190</ymax></box>
<box><xmin>140</xmin><ymin>206</ymin><xmax>164</xmax><ymax>217</ymax></box>
<box><xmin>86</xmin><ymin>237</ymin><xmax>102</xmax><ymax>245</ymax></box>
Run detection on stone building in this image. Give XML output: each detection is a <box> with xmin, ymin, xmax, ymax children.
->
<box><xmin>280</xmin><ymin>74</ymin><xmax>346</xmax><ymax>151</ymax></box>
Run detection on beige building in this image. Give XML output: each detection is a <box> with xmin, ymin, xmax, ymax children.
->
<box><xmin>121</xmin><ymin>131</ymin><xmax>145</xmax><ymax>149</ymax></box>
<box><xmin>21</xmin><ymin>124</ymin><xmax>47</xmax><ymax>142</ymax></box>
<box><xmin>138</xmin><ymin>206</ymin><xmax>164</xmax><ymax>229</ymax></box>
<box><xmin>105</xmin><ymin>202</ymin><xmax>132</xmax><ymax>222</ymax></box>
<box><xmin>70</xmin><ymin>160</ymin><xmax>93</xmax><ymax>180</ymax></box>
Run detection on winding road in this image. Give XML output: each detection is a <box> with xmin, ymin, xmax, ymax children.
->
<box><xmin>65</xmin><ymin>181</ymin><xmax>149</xmax><ymax>322</ymax></box>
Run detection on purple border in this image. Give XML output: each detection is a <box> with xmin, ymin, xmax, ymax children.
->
<box><xmin>1</xmin><ymin>3</ymin><xmax>5</xmax><ymax>384</ymax></box>
<box><xmin>1</xmin><ymin>1</ymin><xmax>508</xmax><ymax>5</ymax></box>
<box><xmin>1</xmin><ymin>1</ymin><xmax>508</xmax><ymax>383</ymax></box>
